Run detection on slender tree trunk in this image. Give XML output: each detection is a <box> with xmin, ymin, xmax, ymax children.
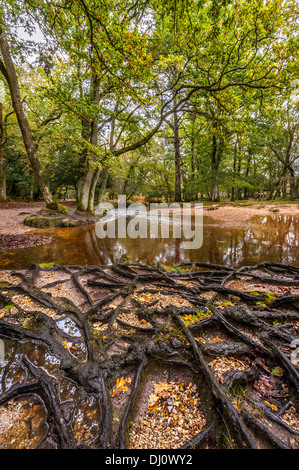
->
<box><xmin>231</xmin><ymin>146</ymin><xmax>237</xmax><ymax>202</ymax></box>
<box><xmin>244</xmin><ymin>151</ymin><xmax>252</xmax><ymax>200</ymax></box>
<box><xmin>77</xmin><ymin>75</ymin><xmax>100</xmax><ymax>213</ymax></box>
<box><xmin>289</xmin><ymin>167</ymin><xmax>296</xmax><ymax>199</ymax></box>
<box><xmin>0</xmin><ymin>21</ymin><xmax>56</xmax><ymax>209</ymax></box>
<box><xmin>236</xmin><ymin>154</ymin><xmax>242</xmax><ymax>200</ymax></box>
<box><xmin>173</xmin><ymin>110</ymin><xmax>181</xmax><ymax>202</ymax></box>
<box><xmin>165</xmin><ymin>110</ymin><xmax>182</xmax><ymax>202</ymax></box>
<box><xmin>0</xmin><ymin>169</ymin><xmax>5</xmax><ymax>202</ymax></box>
<box><xmin>29</xmin><ymin>171</ymin><xmax>34</xmax><ymax>200</ymax></box>
<box><xmin>0</xmin><ymin>103</ymin><xmax>6</xmax><ymax>202</ymax></box>
<box><xmin>98</xmin><ymin>166</ymin><xmax>109</xmax><ymax>205</ymax></box>
<box><xmin>88</xmin><ymin>168</ymin><xmax>100</xmax><ymax>212</ymax></box>
<box><xmin>189</xmin><ymin>113</ymin><xmax>196</xmax><ymax>200</ymax></box>
<box><xmin>97</xmin><ymin>101</ymin><xmax>119</xmax><ymax>206</ymax></box>
<box><xmin>211</xmin><ymin>134</ymin><xmax>221</xmax><ymax>203</ymax></box>
<box><xmin>281</xmin><ymin>167</ymin><xmax>288</xmax><ymax>199</ymax></box>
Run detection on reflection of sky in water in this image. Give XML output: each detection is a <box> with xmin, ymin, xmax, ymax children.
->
<box><xmin>56</xmin><ymin>318</ymin><xmax>81</xmax><ymax>338</ymax></box>
<box><xmin>0</xmin><ymin>213</ymin><xmax>298</xmax><ymax>269</ymax></box>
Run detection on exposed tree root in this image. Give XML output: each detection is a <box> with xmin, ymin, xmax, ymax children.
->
<box><xmin>0</xmin><ymin>261</ymin><xmax>298</xmax><ymax>449</ymax></box>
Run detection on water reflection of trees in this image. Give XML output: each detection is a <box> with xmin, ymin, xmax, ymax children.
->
<box><xmin>200</xmin><ymin>215</ymin><xmax>298</xmax><ymax>267</ymax></box>
<box><xmin>0</xmin><ymin>215</ymin><xmax>297</xmax><ymax>269</ymax></box>
<box><xmin>97</xmin><ymin>215</ymin><xmax>298</xmax><ymax>267</ymax></box>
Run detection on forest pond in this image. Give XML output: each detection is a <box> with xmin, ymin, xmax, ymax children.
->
<box><xmin>0</xmin><ymin>212</ymin><xmax>298</xmax><ymax>269</ymax></box>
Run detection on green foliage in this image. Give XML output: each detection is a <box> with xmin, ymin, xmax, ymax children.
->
<box><xmin>0</xmin><ymin>0</ymin><xmax>299</xmax><ymax>205</ymax></box>
<box><xmin>3</xmin><ymin>303</ymin><xmax>14</xmax><ymax>313</ymax></box>
<box><xmin>257</xmin><ymin>292</ymin><xmax>275</xmax><ymax>308</ymax></box>
<box><xmin>180</xmin><ymin>309</ymin><xmax>213</xmax><ymax>326</ymax></box>
<box><xmin>271</xmin><ymin>367</ymin><xmax>284</xmax><ymax>377</ymax></box>
<box><xmin>226</xmin><ymin>386</ymin><xmax>248</xmax><ymax>409</ymax></box>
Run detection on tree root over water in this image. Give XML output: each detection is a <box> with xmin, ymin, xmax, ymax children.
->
<box><xmin>0</xmin><ymin>260</ymin><xmax>298</xmax><ymax>449</ymax></box>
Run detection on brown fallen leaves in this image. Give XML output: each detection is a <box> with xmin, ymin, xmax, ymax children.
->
<box><xmin>209</xmin><ymin>357</ymin><xmax>248</xmax><ymax>384</ymax></box>
<box><xmin>111</xmin><ymin>377</ymin><xmax>132</xmax><ymax>398</ymax></box>
<box><xmin>129</xmin><ymin>381</ymin><xmax>206</xmax><ymax>449</ymax></box>
<box><xmin>253</xmin><ymin>373</ymin><xmax>288</xmax><ymax>399</ymax></box>
<box><xmin>281</xmin><ymin>405</ymin><xmax>299</xmax><ymax>431</ymax></box>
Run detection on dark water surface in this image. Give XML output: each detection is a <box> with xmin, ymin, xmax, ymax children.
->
<box><xmin>0</xmin><ymin>213</ymin><xmax>298</xmax><ymax>269</ymax></box>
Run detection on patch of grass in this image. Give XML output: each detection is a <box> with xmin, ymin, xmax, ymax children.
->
<box><xmin>39</xmin><ymin>262</ymin><xmax>55</xmax><ymax>268</ymax></box>
<box><xmin>272</xmin><ymin>319</ymin><xmax>289</xmax><ymax>326</ymax></box>
<box><xmin>181</xmin><ymin>309</ymin><xmax>213</xmax><ymax>326</ymax></box>
<box><xmin>239</xmin><ymin>201</ymin><xmax>257</xmax><ymax>206</ymax></box>
<box><xmin>160</xmin><ymin>263</ymin><xmax>176</xmax><ymax>271</ymax></box>
<box><xmin>226</xmin><ymin>386</ymin><xmax>248</xmax><ymax>409</ymax></box>
<box><xmin>256</xmin><ymin>292</ymin><xmax>276</xmax><ymax>308</ymax></box>
<box><xmin>215</xmin><ymin>300</ymin><xmax>235</xmax><ymax>307</ymax></box>
<box><xmin>160</xmin><ymin>263</ymin><xmax>190</xmax><ymax>273</ymax></box>
<box><xmin>57</xmin><ymin>204</ymin><xmax>69</xmax><ymax>214</ymax></box>
<box><xmin>92</xmin><ymin>328</ymin><xmax>103</xmax><ymax>337</ymax></box>
<box><xmin>3</xmin><ymin>303</ymin><xmax>14</xmax><ymax>313</ymax></box>
<box><xmin>264</xmin><ymin>292</ymin><xmax>275</xmax><ymax>303</ymax></box>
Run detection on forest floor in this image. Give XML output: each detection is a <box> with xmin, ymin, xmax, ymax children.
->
<box><xmin>0</xmin><ymin>261</ymin><xmax>298</xmax><ymax>448</ymax></box>
<box><xmin>0</xmin><ymin>199</ymin><xmax>298</xmax><ymax>251</ymax></box>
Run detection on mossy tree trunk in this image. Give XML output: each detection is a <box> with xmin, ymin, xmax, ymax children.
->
<box><xmin>0</xmin><ymin>103</ymin><xmax>6</xmax><ymax>203</ymax></box>
<box><xmin>0</xmin><ymin>20</ymin><xmax>57</xmax><ymax>210</ymax></box>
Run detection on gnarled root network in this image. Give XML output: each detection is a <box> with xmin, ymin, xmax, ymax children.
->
<box><xmin>0</xmin><ymin>260</ymin><xmax>298</xmax><ymax>449</ymax></box>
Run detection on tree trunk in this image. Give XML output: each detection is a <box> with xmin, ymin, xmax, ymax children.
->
<box><xmin>211</xmin><ymin>134</ymin><xmax>221</xmax><ymax>203</ymax></box>
<box><xmin>0</xmin><ymin>21</ymin><xmax>56</xmax><ymax>209</ymax></box>
<box><xmin>236</xmin><ymin>154</ymin><xmax>242</xmax><ymax>200</ymax></box>
<box><xmin>231</xmin><ymin>146</ymin><xmax>237</xmax><ymax>202</ymax></box>
<box><xmin>98</xmin><ymin>167</ymin><xmax>109</xmax><ymax>205</ymax></box>
<box><xmin>173</xmin><ymin>110</ymin><xmax>182</xmax><ymax>202</ymax></box>
<box><xmin>97</xmin><ymin>102</ymin><xmax>118</xmax><ymax>206</ymax></box>
<box><xmin>0</xmin><ymin>170</ymin><xmax>5</xmax><ymax>202</ymax></box>
<box><xmin>165</xmin><ymin>110</ymin><xmax>182</xmax><ymax>203</ymax></box>
<box><xmin>88</xmin><ymin>168</ymin><xmax>100</xmax><ymax>212</ymax></box>
<box><xmin>0</xmin><ymin>103</ymin><xmax>6</xmax><ymax>202</ymax></box>
<box><xmin>29</xmin><ymin>172</ymin><xmax>34</xmax><ymax>200</ymax></box>
<box><xmin>289</xmin><ymin>167</ymin><xmax>296</xmax><ymax>199</ymax></box>
<box><xmin>244</xmin><ymin>151</ymin><xmax>252</xmax><ymax>200</ymax></box>
<box><xmin>77</xmin><ymin>75</ymin><xmax>100</xmax><ymax>213</ymax></box>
